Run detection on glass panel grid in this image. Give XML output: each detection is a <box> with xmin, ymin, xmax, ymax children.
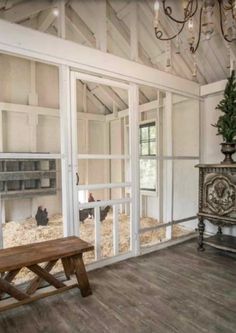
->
<box><xmin>140</xmin><ymin>122</ymin><xmax>157</xmax><ymax>191</ymax></box>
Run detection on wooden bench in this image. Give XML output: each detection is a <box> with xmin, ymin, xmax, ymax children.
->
<box><xmin>0</xmin><ymin>236</ymin><xmax>94</xmax><ymax>311</ymax></box>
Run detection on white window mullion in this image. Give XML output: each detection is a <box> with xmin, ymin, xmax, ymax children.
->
<box><xmin>113</xmin><ymin>204</ymin><xmax>119</xmax><ymax>256</ymax></box>
<box><xmin>129</xmin><ymin>84</ymin><xmax>140</xmax><ymax>256</ymax></box>
<box><xmin>60</xmin><ymin>65</ymin><xmax>74</xmax><ymax>237</ymax></box>
<box><xmin>95</xmin><ymin>206</ymin><xmax>101</xmax><ymax>260</ymax></box>
<box><xmin>70</xmin><ymin>70</ymin><xmax>79</xmax><ymax>236</ymax></box>
<box><xmin>163</xmin><ymin>92</ymin><xmax>173</xmax><ymax>240</ymax></box>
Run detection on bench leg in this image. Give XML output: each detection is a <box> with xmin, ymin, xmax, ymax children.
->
<box><xmin>26</xmin><ymin>260</ymin><xmax>57</xmax><ymax>295</ymax></box>
<box><xmin>71</xmin><ymin>254</ymin><xmax>92</xmax><ymax>297</ymax></box>
<box><xmin>0</xmin><ymin>278</ymin><xmax>29</xmax><ymax>301</ymax></box>
<box><xmin>62</xmin><ymin>257</ymin><xmax>74</xmax><ymax>280</ymax></box>
<box><xmin>0</xmin><ymin>268</ymin><xmax>21</xmax><ymax>299</ymax></box>
<box><xmin>27</xmin><ymin>264</ymin><xmax>65</xmax><ymax>289</ymax></box>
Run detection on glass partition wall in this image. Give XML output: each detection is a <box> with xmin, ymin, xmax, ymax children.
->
<box><xmin>70</xmin><ymin>75</ymin><xmax>200</xmax><ymax>259</ymax></box>
<box><xmin>0</xmin><ymin>54</ymin><xmax>65</xmax><ymax>284</ymax></box>
<box><xmin>138</xmin><ymin>90</ymin><xmax>200</xmax><ymax>251</ymax></box>
<box><xmin>0</xmin><ymin>53</ymin><xmax>200</xmax><ymax>276</ymax></box>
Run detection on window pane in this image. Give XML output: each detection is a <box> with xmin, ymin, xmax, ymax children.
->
<box><xmin>140</xmin><ymin>159</ymin><xmax>156</xmax><ymax>190</ymax></box>
<box><xmin>149</xmin><ymin>126</ymin><xmax>156</xmax><ymax>139</ymax></box>
<box><xmin>141</xmin><ymin>127</ymin><xmax>148</xmax><ymax>140</ymax></box>
<box><xmin>150</xmin><ymin>141</ymin><xmax>156</xmax><ymax>155</ymax></box>
<box><xmin>141</xmin><ymin>143</ymin><xmax>149</xmax><ymax>155</ymax></box>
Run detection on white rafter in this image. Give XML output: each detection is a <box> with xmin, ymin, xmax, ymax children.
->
<box><xmin>0</xmin><ymin>0</ymin><xmax>52</xmax><ymax>23</ymax></box>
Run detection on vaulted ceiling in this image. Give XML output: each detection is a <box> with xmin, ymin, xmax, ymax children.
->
<box><xmin>0</xmin><ymin>0</ymin><xmax>235</xmax><ymax>111</ymax></box>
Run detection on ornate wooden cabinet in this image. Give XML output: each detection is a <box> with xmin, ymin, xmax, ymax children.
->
<box><xmin>196</xmin><ymin>164</ymin><xmax>236</xmax><ymax>252</ymax></box>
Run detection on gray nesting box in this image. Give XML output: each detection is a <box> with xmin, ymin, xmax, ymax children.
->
<box><xmin>0</xmin><ymin>159</ymin><xmax>57</xmax><ymax>199</ymax></box>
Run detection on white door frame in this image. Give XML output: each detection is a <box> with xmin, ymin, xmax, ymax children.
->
<box><xmin>70</xmin><ymin>71</ymin><xmax>140</xmax><ymax>259</ymax></box>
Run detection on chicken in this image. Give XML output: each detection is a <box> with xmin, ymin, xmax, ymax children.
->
<box><xmin>79</xmin><ymin>206</ymin><xmax>110</xmax><ymax>223</ymax></box>
<box><xmin>79</xmin><ymin>208</ymin><xmax>91</xmax><ymax>223</ymax></box>
<box><xmin>100</xmin><ymin>206</ymin><xmax>111</xmax><ymax>222</ymax></box>
<box><xmin>88</xmin><ymin>193</ymin><xmax>95</xmax><ymax>202</ymax></box>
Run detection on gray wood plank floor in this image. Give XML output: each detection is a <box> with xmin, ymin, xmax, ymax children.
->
<box><xmin>0</xmin><ymin>240</ymin><xmax>235</xmax><ymax>333</ymax></box>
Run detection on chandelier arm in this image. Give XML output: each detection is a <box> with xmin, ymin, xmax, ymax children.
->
<box><xmin>218</xmin><ymin>0</ymin><xmax>236</xmax><ymax>42</ymax></box>
<box><xmin>155</xmin><ymin>23</ymin><xmax>185</xmax><ymax>41</ymax></box>
<box><xmin>162</xmin><ymin>0</ymin><xmax>198</xmax><ymax>24</ymax></box>
<box><xmin>187</xmin><ymin>0</ymin><xmax>194</xmax><ymax>17</ymax></box>
<box><xmin>190</xmin><ymin>7</ymin><xmax>203</xmax><ymax>54</ymax></box>
<box><xmin>221</xmin><ymin>0</ymin><xmax>234</xmax><ymax>11</ymax></box>
<box><xmin>189</xmin><ymin>0</ymin><xmax>199</xmax><ymax>18</ymax></box>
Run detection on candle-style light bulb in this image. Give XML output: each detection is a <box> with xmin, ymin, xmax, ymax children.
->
<box><xmin>154</xmin><ymin>0</ymin><xmax>160</xmax><ymax>11</ymax></box>
<box><xmin>153</xmin><ymin>0</ymin><xmax>160</xmax><ymax>28</ymax></box>
<box><xmin>233</xmin><ymin>0</ymin><xmax>236</xmax><ymax>19</ymax></box>
<box><xmin>188</xmin><ymin>18</ymin><xmax>194</xmax><ymax>32</ymax></box>
<box><xmin>52</xmin><ymin>7</ymin><xmax>59</xmax><ymax>17</ymax></box>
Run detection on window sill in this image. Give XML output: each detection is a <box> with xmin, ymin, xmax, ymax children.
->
<box><xmin>140</xmin><ymin>190</ymin><xmax>157</xmax><ymax>197</ymax></box>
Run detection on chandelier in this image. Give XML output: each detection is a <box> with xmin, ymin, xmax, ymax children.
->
<box><xmin>153</xmin><ymin>0</ymin><xmax>236</xmax><ymax>55</ymax></box>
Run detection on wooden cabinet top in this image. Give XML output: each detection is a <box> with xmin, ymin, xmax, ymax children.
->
<box><xmin>196</xmin><ymin>164</ymin><xmax>236</xmax><ymax>168</ymax></box>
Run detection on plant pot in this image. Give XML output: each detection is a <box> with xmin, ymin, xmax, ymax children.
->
<box><xmin>220</xmin><ymin>142</ymin><xmax>236</xmax><ymax>164</ymax></box>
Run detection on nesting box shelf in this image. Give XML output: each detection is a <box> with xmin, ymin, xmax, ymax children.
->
<box><xmin>0</xmin><ymin>159</ymin><xmax>57</xmax><ymax>199</ymax></box>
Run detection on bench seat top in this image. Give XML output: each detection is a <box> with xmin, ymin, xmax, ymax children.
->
<box><xmin>0</xmin><ymin>236</ymin><xmax>94</xmax><ymax>272</ymax></box>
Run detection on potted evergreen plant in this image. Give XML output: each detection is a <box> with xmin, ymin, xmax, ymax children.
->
<box><xmin>212</xmin><ymin>70</ymin><xmax>236</xmax><ymax>164</ymax></box>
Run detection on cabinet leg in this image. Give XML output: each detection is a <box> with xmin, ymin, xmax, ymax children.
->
<box><xmin>198</xmin><ymin>218</ymin><xmax>205</xmax><ymax>251</ymax></box>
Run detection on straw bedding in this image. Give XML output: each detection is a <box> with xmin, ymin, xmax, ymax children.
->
<box><xmin>2</xmin><ymin>213</ymin><xmax>190</xmax><ymax>284</ymax></box>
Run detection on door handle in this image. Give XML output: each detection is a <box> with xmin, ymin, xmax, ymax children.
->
<box><xmin>76</xmin><ymin>172</ymin><xmax>79</xmax><ymax>186</ymax></box>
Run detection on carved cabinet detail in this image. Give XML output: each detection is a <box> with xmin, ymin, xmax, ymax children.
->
<box><xmin>196</xmin><ymin>164</ymin><xmax>236</xmax><ymax>252</ymax></box>
<box><xmin>204</xmin><ymin>175</ymin><xmax>235</xmax><ymax>216</ymax></box>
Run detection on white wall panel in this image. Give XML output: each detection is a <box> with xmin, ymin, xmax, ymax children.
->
<box><xmin>202</xmin><ymin>93</ymin><xmax>223</xmax><ymax>163</ymax></box>
<box><xmin>77</xmin><ymin>119</ymin><xmax>86</xmax><ymax>153</ymax></box>
<box><xmin>36</xmin><ymin>62</ymin><xmax>59</xmax><ymax>108</ymax></box>
<box><xmin>173</xmin><ymin>99</ymin><xmax>199</xmax><ymax>156</ymax></box>
<box><xmin>37</xmin><ymin>115</ymin><xmax>60</xmax><ymax>153</ymax></box>
<box><xmin>0</xmin><ymin>54</ymin><xmax>30</xmax><ymax>104</ymax></box>
<box><xmin>2</xmin><ymin>112</ymin><xmax>30</xmax><ymax>152</ymax></box>
<box><xmin>173</xmin><ymin>160</ymin><xmax>198</xmax><ymax>220</ymax></box>
<box><xmin>5</xmin><ymin>199</ymin><xmax>31</xmax><ymax>221</ymax></box>
<box><xmin>89</xmin><ymin>120</ymin><xmax>105</xmax><ymax>154</ymax></box>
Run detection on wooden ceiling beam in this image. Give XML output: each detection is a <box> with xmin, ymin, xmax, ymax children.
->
<box><xmin>107</xmin><ymin>1</ymin><xmax>153</xmax><ymax>69</ymax></box>
<box><xmin>67</xmin><ymin>1</ymin><xmax>149</xmax><ymax>104</ymax></box>
<box><xmin>38</xmin><ymin>8</ymin><xmax>56</xmax><ymax>32</ymax></box>
<box><xmin>77</xmin><ymin>80</ymin><xmax>108</xmax><ymax>114</ymax></box>
<box><xmin>0</xmin><ymin>0</ymin><xmax>52</xmax><ymax>23</ymax></box>
<box><xmin>1</xmin><ymin>0</ymin><xmax>22</xmax><ymax>10</ymax></box>
<box><xmin>66</xmin><ymin>5</ymin><xmax>96</xmax><ymax>47</ymax></box>
<box><xmin>66</xmin><ymin>4</ymin><xmax>145</xmax><ymax>110</ymax></box>
<box><xmin>97</xmin><ymin>85</ymin><xmax>127</xmax><ymax>110</ymax></box>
